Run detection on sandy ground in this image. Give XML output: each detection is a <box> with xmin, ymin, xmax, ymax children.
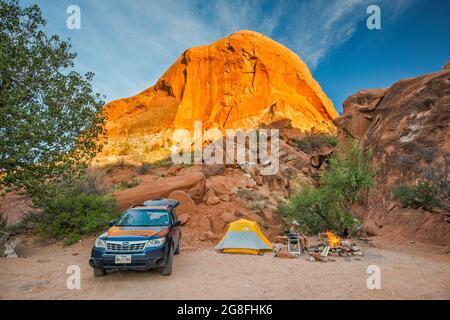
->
<box><xmin>1</xmin><ymin>235</ymin><xmax>449</xmax><ymax>300</ymax></box>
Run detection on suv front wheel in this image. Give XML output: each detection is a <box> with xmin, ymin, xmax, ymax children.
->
<box><xmin>160</xmin><ymin>246</ymin><xmax>174</xmax><ymax>276</ymax></box>
<box><xmin>174</xmin><ymin>238</ymin><xmax>180</xmax><ymax>255</ymax></box>
<box><xmin>93</xmin><ymin>267</ymin><xmax>106</xmax><ymax>277</ymax></box>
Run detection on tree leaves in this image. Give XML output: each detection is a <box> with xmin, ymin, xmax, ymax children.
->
<box><xmin>0</xmin><ymin>0</ymin><xmax>106</xmax><ymax>203</ymax></box>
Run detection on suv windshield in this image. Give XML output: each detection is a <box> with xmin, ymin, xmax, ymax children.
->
<box><xmin>116</xmin><ymin>209</ymin><xmax>170</xmax><ymax>227</ymax></box>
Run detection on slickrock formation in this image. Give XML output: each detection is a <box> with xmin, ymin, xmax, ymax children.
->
<box><xmin>101</xmin><ymin>30</ymin><xmax>337</xmax><ymax>158</ymax></box>
<box><xmin>335</xmin><ymin>66</ymin><xmax>450</xmax><ymax>244</ymax></box>
<box><xmin>335</xmin><ymin>67</ymin><xmax>449</xmax><ymax>200</ymax></box>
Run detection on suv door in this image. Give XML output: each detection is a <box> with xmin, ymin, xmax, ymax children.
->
<box><xmin>170</xmin><ymin>209</ymin><xmax>181</xmax><ymax>249</ymax></box>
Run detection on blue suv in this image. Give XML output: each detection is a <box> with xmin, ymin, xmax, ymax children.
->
<box><xmin>89</xmin><ymin>199</ymin><xmax>182</xmax><ymax>276</ymax></box>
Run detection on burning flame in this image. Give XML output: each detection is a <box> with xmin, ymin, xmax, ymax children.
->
<box><xmin>326</xmin><ymin>231</ymin><xmax>341</xmax><ymax>248</ymax></box>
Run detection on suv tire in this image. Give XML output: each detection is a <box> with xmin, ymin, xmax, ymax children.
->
<box><xmin>174</xmin><ymin>238</ymin><xmax>180</xmax><ymax>255</ymax></box>
<box><xmin>93</xmin><ymin>267</ymin><xmax>106</xmax><ymax>277</ymax></box>
<box><xmin>160</xmin><ymin>246</ymin><xmax>174</xmax><ymax>276</ymax></box>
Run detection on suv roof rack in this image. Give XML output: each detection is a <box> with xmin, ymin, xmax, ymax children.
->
<box><xmin>143</xmin><ymin>198</ymin><xmax>180</xmax><ymax>208</ymax></box>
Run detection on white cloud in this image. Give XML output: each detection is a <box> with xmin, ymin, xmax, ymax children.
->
<box><xmin>27</xmin><ymin>0</ymin><xmax>416</xmax><ymax>101</ymax></box>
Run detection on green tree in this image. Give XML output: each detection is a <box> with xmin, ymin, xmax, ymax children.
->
<box><xmin>280</xmin><ymin>140</ymin><xmax>374</xmax><ymax>235</ymax></box>
<box><xmin>0</xmin><ymin>0</ymin><xmax>106</xmax><ymax>202</ymax></box>
<box><xmin>321</xmin><ymin>140</ymin><xmax>375</xmax><ymax>208</ymax></box>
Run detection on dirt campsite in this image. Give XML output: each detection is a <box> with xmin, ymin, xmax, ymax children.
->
<box><xmin>1</xmin><ymin>232</ymin><xmax>449</xmax><ymax>300</ymax></box>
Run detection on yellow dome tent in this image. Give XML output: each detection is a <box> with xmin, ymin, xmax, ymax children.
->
<box><xmin>215</xmin><ymin>219</ymin><xmax>273</xmax><ymax>254</ymax></box>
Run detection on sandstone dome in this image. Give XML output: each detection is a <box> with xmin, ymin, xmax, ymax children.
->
<box><xmin>101</xmin><ymin>30</ymin><xmax>338</xmax><ymax>157</ymax></box>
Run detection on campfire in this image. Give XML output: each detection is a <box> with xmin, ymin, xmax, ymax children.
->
<box><xmin>307</xmin><ymin>231</ymin><xmax>363</xmax><ymax>262</ymax></box>
<box><xmin>325</xmin><ymin>231</ymin><xmax>341</xmax><ymax>248</ymax></box>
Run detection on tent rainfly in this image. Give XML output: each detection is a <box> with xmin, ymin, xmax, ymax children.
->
<box><xmin>215</xmin><ymin>219</ymin><xmax>273</xmax><ymax>255</ymax></box>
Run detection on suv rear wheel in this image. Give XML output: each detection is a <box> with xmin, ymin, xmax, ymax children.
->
<box><xmin>93</xmin><ymin>267</ymin><xmax>106</xmax><ymax>277</ymax></box>
<box><xmin>160</xmin><ymin>246</ymin><xmax>173</xmax><ymax>276</ymax></box>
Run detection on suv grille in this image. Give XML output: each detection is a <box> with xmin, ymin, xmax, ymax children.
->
<box><xmin>106</xmin><ymin>241</ymin><xmax>147</xmax><ymax>252</ymax></box>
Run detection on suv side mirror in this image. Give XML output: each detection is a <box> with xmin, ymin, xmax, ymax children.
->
<box><xmin>173</xmin><ymin>220</ymin><xmax>181</xmax><ymax>227</ymax></box>
<box><xmin>108</xmin><ymin>220</ymin><xmax>116</xmax><ymax>227</ymax></box>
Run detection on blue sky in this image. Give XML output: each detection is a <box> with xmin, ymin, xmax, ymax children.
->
<box><xmin>23</xmin><ymin>0</ymin><xmax>450</xmax><ymax>114</ymax></box>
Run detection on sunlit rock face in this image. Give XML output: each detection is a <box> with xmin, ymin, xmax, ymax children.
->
<box><xmin>101</xmin><ymin>30</ymin><xmax>338</xmax><ymax>159</ymax></box>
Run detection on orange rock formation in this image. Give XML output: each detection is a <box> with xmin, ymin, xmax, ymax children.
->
<box><xmin>102</xmin><ymin>30</ymin><xmax>338</xmax><ymax>156</ymax></box>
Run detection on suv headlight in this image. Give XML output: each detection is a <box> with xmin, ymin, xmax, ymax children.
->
<box><xmin>145</xmin><ymin>237</ymin><xmax>166</xmax><ymax>248</ymax></box>
<box><xmin>94</xmin><ymin>238</ymin><xmax>106</xmax><ymax>249</ymax></box>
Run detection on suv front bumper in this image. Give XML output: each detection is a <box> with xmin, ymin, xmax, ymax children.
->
<box><xmin>89</xmin><ymin>246</ymin><xmax>167</xmax><ymax>271</ymax></box>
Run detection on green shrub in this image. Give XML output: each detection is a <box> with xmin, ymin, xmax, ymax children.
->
<box><xmin>281</xmin><ymin>140</ymin><xmax>373</xmax><ymax>235</ymax></box>
<box><xmin>35</xmin><ymin>190</ymin><xmax>117</xmax><ymax>243</ymax></box>
<box><xmin>63</xmin><ymin>233</ymin><xmax>81</xmax><ymax>246</ymax></box>
<box><xmin>393</xmin><ymin>182</ymin><xmax>438</xmax><ymax>211</ymax></box>
<box><xmin>293</xmin><ymin>133</ymin><xmax>337</xmax><ymax>153</ymax></box>
<box><xmin>321</xmin><ymin>140</ymin><xmax>375</xmax><ymax>206</ymax></box>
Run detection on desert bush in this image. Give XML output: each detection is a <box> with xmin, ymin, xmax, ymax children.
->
<box><xmin>112</xmin><ymin>178</ymin><xmax>141</xmax><ymax>192</ymax></box>
<box><xmin>35</xmin><ymin>189</ymin><xmax>117</xmax><ymax>243</ymax></box>
<box><xmin>138</xmin><ymin>162</ymin><xmax>152</xmax><ymax>175</ymax></box>
<box><xmin>247</xmin><ymin>200</ymin><xmax>268</xmax><ymax>214</ymax></box>
<box><xmin>293</xmin><ymin>133</ymin><xmax>337</xmax><ymax>153</ymax></box>
<box><xmin>420</xmin><ymin>167</ymin><xmax>449</xmax><ymax>210</ymax></box>
<box><xmin>235</xmin><ymin>187</ymin><xmax>267</xmax><ymax>201</ymax></box>
<box><xmin>281</xmin><ymin>140</ymin><xmax>373</xmax><ymax>235</ymax></box>
<box><xmin>393</xmin><ymin>182</ymin><xmax>438</xmax><ymax>211</ymax></box>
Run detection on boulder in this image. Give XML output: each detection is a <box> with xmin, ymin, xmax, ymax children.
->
<box><xmin>219</xmin><ymin>194</ymin><xmax>230</xmax><ymax>202</ymax></box>
<box><xmin>114</xmin><ymin>172</ymin><xmax>205</xmax><ymax>210</ymax></box>
<box><xmin>198</xmin><ymin>231</ymin><xmax>219</xmax><ymax>241</ymax></box>
<box><xmin>210</xmin><ymin>216</ymin><xmax>226</xmax><ymax>234</ymax></box>
<box><xmin>167</xmin><ymin>164</ymin><xmax>183</xmax><ymax>176</ymax></box>
<box><xmin>168</xmin><ymin>190</ymin><xmax>197</xmax><ymax>216</ymax></box>
<box><xmin>178</xmin><ymin>214</ymin><xmax>191</xmax><ymax>225</ymax></box>
<box><xmin>221</xmin><ymin>211</ymin><xmax>236</xmax><ymax>223</ymax></box>
<box><xmin>204</xmin><ymin>189</ymin><xmax>220</xmax><ymax>205</ymax></box>
<box><xmin>308</xmin><ymin>252</ymin><xmax>324</xmax><ymax>262</ymax></box>
<box><xmin>206</xmin><ymin>195</ymin><xmax>220</xmax><ymax>206</ymax></box>
<box><xmin>206</xmin><ymin>175</ymin><xmax>234</xmax><ymax>196</ymax></box>
<box><xmin>188</xmin><ymin>178</ymin><xmax>206</xmax><ymax>204</ymax></box>
<box><xmin>3</xmin><ymin>237</ymin><xmax>21</xmax><ymax>258</ymax></box>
